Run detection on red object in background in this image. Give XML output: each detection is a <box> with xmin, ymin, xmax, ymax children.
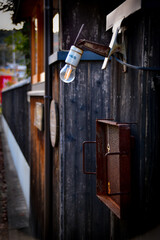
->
<box><xmin>0</xmin><ymin>75</ymin><xmax>13</xmax><ymax>104</ymax></box>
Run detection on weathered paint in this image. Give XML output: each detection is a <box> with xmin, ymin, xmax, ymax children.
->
<box><xmin>58</xmin><ymin>60</ymin><xmax>111</xmax><ymax>239</ymax></box>
<box><xmin>52</xmin><ymin>4</ymin><xmax>160</xmax><ymax>240</ymax></box>
<box><xmin>107</xmin><ymin>11</ymin><xmax>160</xmax><ymax>239</ymax></box>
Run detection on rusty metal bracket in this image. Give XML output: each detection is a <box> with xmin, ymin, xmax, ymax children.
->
<box><xmin>105</xmin><ymin>151</ymin><xmax>130</xmax><ymax>196</ymax></box>
<box><xmin>83</xmin><ymin>141</ymin><xmax>96</xmax><ymax>175</ymax></box>
<box><xmin>105</xmin><ymin>151</ymin><xmax>128</xmax><ymax>157</ymax></box>
<box><xmin>107</xmin><ymin>191</ymin><xmax>130</xmax><ymax>196</ymax></box>
<box><xmin>76</xmin><ymin>39</ymin><xmax>110</xmax><ymax>57</ymax></box>
<box><xmin>76</xmin><ymin>28</ymin><xmax>127</xmax><ymax>72</ymax></box>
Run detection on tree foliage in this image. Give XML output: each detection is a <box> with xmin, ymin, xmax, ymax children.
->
<box><xmin>4</xmin><ymin>21</ymin><xmax>31</xmax><ymax>76</ymax></box>
<box><xmin>0</xmin><ymin>0</ymin><xmax>31</xmax><ymax>76</ymax></box>
<box><xmin>0</xmin><ymin>0</ymin><xmax>14</xmax><ymax>12</ymax></box>
<box><xmin>5</xmin><ymin>30</ymin><xmax>28</xmax><ymax>55</ymax></box>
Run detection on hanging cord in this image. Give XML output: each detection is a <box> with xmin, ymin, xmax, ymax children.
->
<box><xmin>113</xmin><ymin>55</ymin><xmax>160</xmax><ymax>71</ymax></box>
<box><xmin>74</xmin><ymin>24</ymin><xmax>85</xmax><ymax>45</ymax></box>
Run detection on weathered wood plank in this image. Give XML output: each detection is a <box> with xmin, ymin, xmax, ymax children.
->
<box><xmin>30</xmin><ymin>96</ymin><xmax>45</xmax><ymax>239</ymax></box>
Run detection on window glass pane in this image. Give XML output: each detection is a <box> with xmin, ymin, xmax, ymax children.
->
<box><xmin>53</xmin><ymin>13</ymin><xmax>59</xmax><ymax>52</ymax></box>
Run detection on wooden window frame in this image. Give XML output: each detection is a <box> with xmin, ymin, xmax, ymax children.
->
<box><xmin>31</xmin><ymin>4</ymin><xmax>44</xmax><ymax>84</ymax></box>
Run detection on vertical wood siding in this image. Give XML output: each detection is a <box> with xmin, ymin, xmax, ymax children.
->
<box><xmin>60</xmin><ymin>61</ymin><xmax>111</xmax><ymax>239</ymax></box>
<box><xmin>30</xmin><ymin>96</ymin><xmax>45</xmax><ymax>239</ymax></box>
<box><xmin>52</xmin><ymin>6</ymin><xmax>160</xmax><ymax>240</ymax></box>
<box><xmin>107</xmin><ymin>11</ymin><xmax>160</xmax><ymax>239</ymax></box>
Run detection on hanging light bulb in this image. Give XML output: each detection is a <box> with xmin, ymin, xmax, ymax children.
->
<box><xmin>60</xmin><ymin>45</ymin><xmax>83</xmax><ymax>83</ymax></box>
<box><xmin>60</xmin><ymin>64</ymin><xmax>76</xmax><ymax>83</ymax></box>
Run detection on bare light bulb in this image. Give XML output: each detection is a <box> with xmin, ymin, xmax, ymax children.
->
<box><xmin>60</xmin><ymin>64</ymin><xmax>76</xmax><ymax>83</ymax></box>
<box><xmin>60</xmin><ymin>45</ymin><xmax>83</xmax><ymax>83</ymax></box>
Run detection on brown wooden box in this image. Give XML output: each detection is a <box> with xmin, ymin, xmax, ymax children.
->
<box><xmin>96</xmin><ymin>120</ymin><xmax>131</xmax><ymax>218</ymax></box>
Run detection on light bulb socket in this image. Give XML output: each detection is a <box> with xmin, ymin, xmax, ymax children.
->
<box><xmin>65</xmin><ymin>45</ymin><xmax>83</xmax><ymax>67</ymax></box>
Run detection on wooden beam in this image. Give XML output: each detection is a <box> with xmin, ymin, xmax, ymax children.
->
<box><xmin>106</xmin><ymin>0</ymin><xmax>142</xmax><ymax>30</ymax></box>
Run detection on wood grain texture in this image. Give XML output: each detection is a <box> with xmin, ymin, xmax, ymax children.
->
<box><xmin>30</xmin><ymin>96</ymin><xmax>45</xmax><ymax>239</ymax></box>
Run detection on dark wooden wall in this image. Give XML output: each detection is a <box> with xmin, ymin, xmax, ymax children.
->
<box><xmin>61</xmin><ymin>0</ymin><xmax>125</xmax><ymax>50</ymax></box>
<box><xmin>59</xmin><ymin>61</ymin><xmax>111</xmax><ymax>239</ymax></box>
<box><xmin>51</xmin><ymin>1</ymin><xmax>160</xmax><ymax>240</ymax></box>
<box><xmin>51</xmin><ymin>1</ymin><xmax>115</xmax><ymax>239</ymax></box>
<box><xmin>102</xmin><ymin>10</ymin><xmax>160</xmax><ymax>240</ymax></box>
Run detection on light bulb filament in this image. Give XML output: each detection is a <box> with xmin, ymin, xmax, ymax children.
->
<box><xmin>64</xmin><ymin>67</ymin><xmax>72</xmax><ymax>80</ymax></box>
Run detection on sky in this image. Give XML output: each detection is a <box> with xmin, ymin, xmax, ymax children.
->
<box><xmin>0</xmin><ymin>10</ymin><xmax>23</xmax><ymax>30</ymax></box>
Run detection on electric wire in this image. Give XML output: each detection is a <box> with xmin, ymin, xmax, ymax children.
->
<box><xmin>113</xmin><ymin>55</ymin><xmax>160</xmax><ymax>71</ymax></box>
